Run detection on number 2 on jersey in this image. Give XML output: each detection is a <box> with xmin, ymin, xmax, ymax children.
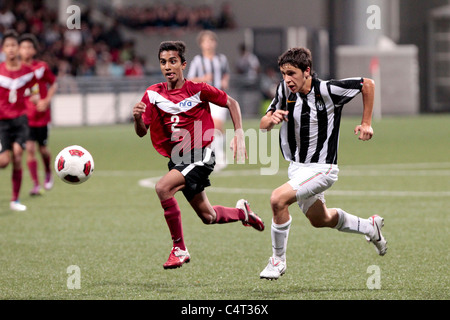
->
<box><xmin>171</xmin><ymin>115</ymin><xmax>180</xmax><ymax>132</ymax></box>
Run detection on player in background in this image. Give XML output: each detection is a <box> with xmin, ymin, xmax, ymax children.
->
<box><xmin>0</xmin><ymin>30</ymin><xmax>37</xmax><ymax>211</ymax></box>
<box><xmin>259</xmin><ymin>47</ymin><xmax>387</xmax><ymax>280</ymax></box>
<box><xmin>133</xmin><ymin>41</ymin><xmax>264</xmax><ymax>269</ymax></box>
<box><xmin>187</xmin><ymin>30</ymin><xmax>230</xmax><ymax>171</ymax></box>
<box><xmin>19</xmin><ymin>33</ymin><xmax>58</xmax><ymax>195</ymax></box>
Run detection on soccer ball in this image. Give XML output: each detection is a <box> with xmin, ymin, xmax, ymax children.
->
<box><xmin>54</xmin><ymin>145</ymin><xmax>94</xmax><ymax>184</ymax></box>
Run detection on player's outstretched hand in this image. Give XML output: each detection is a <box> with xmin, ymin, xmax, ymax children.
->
<box><xmin>354</xmin><ymin>124</ymin><xmax>373</xmax><ymax>141</ymax></box>
<box><xmin>230</xmin><ymin>129</ymin><xmax>248</xmax><ymax>163</ymax></box>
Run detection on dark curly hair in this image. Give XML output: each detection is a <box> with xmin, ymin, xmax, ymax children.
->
<box><xmin>278</xmin><ymin>47</ymin><xmax>313</xmax><ymax>73</ymax></box>
<box><xmin>158</xmin><ymin>41</ymin><xmax>187</xmax><ymax>63</ymax></box>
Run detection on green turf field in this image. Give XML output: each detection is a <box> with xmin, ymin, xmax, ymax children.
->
<box><xmin>0</xmin><ymin>115</ymin><xmax>449</xmax><ymax>300</ymax></box>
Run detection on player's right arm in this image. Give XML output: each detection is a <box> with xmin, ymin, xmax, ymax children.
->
<box><xmin>133</xmin><ymin>101</ymin><xmax>148</xmax><ymax>137</ymax></box>
<box><xmin>259</xmin><ymin>81</ymin><xmax>288</xmax><ymax>131</ymax></box>
<box><xmin>260</xmin><ymin>110</ymin><xmax>289</xmax><ymax>131</ymax></box>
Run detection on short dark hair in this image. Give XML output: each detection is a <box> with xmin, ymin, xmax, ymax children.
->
<box><xmin>158</xmin><ymin>41</ymin><xmax>187</xmax><ymax>63</ymax></box>
<box><xmin>278</xmin><ymin>47</ymin><xmax>313</xmax><ymax>73</ymax></box>
<box><xmin>1</xmin><ymin>29</ymin><xmax>19</xmax><ymax>46</ymax></box>
<box><xmin>18</xmin><ymin>33</ymin><xmax>39</xmax><ymax>50</ymax></box>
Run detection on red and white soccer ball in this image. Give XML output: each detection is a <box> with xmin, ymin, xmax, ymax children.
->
<box><xmin>54</xmin><ymin>145</ymin><xmax>94</xmax><ymax>184</ymax></box>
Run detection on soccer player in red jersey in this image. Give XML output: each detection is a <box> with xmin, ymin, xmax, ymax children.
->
<box><xmin>0</xmin><ymin>30</ymin><xmax>37</xmax><ymax>211</ymax></box>
<box><xmin>19</xmin><ymin>33</ymin><xmax>58</xmax><ymax>195</ymax></box>
<box><xmin>133</xmin><ymin>41</ymin><xmax>265</xmax><ymax>269</ymax></box>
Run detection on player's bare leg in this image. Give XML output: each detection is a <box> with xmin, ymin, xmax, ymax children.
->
<box><xmin>304</xmin><ymin>200</ymin><xmax>339</xmax><ymax>228</ymax></box>
<box><xmin>0</xmin><ymin>150</ymin><xmax>11</xmax><ymax>168</ymax></box>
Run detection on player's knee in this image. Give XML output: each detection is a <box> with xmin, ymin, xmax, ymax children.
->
<box><xmin>155</xmin><ymin>181</ymin><xmax>170</xmax><ymax>199</ymax></box>
<box><xmin>270</xmin><ymin>190</ymin><xmax>288</xmax><ymax>213</ymax></box>
<box><xmin>0</xmin><ymin>154</ymin><xmax>10</xmax><ymax>168</ymax></box>
<box><xmin>199</xmin><ymin>213</ymin><xmax>214</xmax><ymax>225</ymax></box>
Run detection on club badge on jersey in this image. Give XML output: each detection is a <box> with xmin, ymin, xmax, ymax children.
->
<box><xmin>9</xmin><ymin>89</ymin><xmax>17</xmax><ymax>103</ymax></box>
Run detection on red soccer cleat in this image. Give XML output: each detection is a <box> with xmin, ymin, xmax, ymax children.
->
<box><xmin>236</xmin><ymin>199</ymin><xmax>265</xmax><ymax>231</ymax></box>
<box><xmin>163</xmin><ymin>247</ymin><xmax>191</xmax><ymax>269</ymax></box>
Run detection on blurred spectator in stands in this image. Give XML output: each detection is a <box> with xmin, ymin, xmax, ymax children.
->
<box><xmin>57</xmin><ymin>60</ymin><xmax>78</xmax><ymax>93</ymax></box>
<box><xmin>197</xmin><ymin>5</ymin><xmax>216</xmax><ymax>30</ymax></box>
<box><xmin>43</xmin><ymin>24</ymin><xmax>61</xmax><ymax>47</ymax></box>
<box><xmin>124</xmin><ymin>55</ymin><xmax>144</xmax><ymax>78</ymax></box>
<box><xmin>4</xmin><ymin>0</ymin><xmax>237</xmax><ymax>79</ymax></box>
<box><xmin>216</xmin><ymin>2</ymin><xmax>236</xmax><ymax>29</ymax></box>
<box><xmin>104</xmin><ymin>20</ymin><xmax>123</xmax><ymax>50</ymax></box>
<box><xmin>236</xmin><ymin>43</ymin><xmax>260</xmax><ymax>85</ymax></box>
<box><xmin>0</xmin><ymin>2</ymin><xmax>15</xmax><ymax>29</ymax></box>
<box><xmin>260</xmin><ymin>66</ymin><xmax>281</xmax><ymax>100</ymax></box>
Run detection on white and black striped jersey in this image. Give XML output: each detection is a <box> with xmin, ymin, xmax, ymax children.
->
<box><xmin>267</xmin><ymin>76</ymin><xmax>364</xmax><ymax>165</ymax></box>
<box><xmin>187</xmin><ymin>54</ymin><xmax>230</xmax><ymax>90</ymax></box>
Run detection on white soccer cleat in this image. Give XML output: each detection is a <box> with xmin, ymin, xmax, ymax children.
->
<box><xmin>10</xmin><ymin>201</ymin><xmax>27</xmax><ymax>212</ymax></box>
<box><xmin>260</xmin><ymin>257</ymin><xmax>286</xmax><ymax>280</ymax></box>
<box><xmin>365</xmin><ymin>215</ymin><xmax>387</xmax><ymax>256</ymax></box>
<box><xmin>44</xmin><ymin>173</ymin><xmax>54</xmax><ymax>191</ymax></box>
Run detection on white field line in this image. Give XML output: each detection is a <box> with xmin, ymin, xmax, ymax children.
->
<box><xmin>136</xmin><ymin>162</ymin><xmax>450</xmax><ymax>197</ymax></box>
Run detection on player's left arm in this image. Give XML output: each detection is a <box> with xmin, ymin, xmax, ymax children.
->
<box><xmin>354</xmin><ymin>78</ymin><xmax>375</xmax><ymax>141</ymax></box>
<box><xmin>225</xmin><ymin>95</ymin><xmax>247</xmax><ymax>162</ymax></box>
<box><xmin>36</xmin><ymin>82</ymin><xmax>58</xmax><ymax>112</ymax></box>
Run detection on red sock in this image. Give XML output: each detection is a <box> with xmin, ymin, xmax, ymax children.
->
<box><xmin>161</xmin><ymin>197</ymin><xmax>186</xmax><ymax>250</ymax></box>
<box><xmin>11</xmin><ymin>169</ymin><xmax>22</xmax><ymax>201</ymax></box>
<box><xmin>42</xmin><ymin>153</ymin><xmax>51</xmax><ymax>174</ymax></box>
<box><xmin>27</xmin><ymin>160</ymin><xmax>39</xmax><ymax>186</ymax></box>
<box><xmin>213</xmin><ymin>206</ymin><xmax>246</xmax><ymax>224</ymax></box>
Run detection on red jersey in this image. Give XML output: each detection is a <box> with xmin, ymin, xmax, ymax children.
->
<box><xmin>0</xmin><ymin>62</ymin><xmax>37</xmax><ymax>120</ymax></box>
<box><xmin>25</xmin><ymin>60</ymin><xmax>57</xmax><ymax>127</ymax></box>
<box><xmin>140</xmin><ymin>80</ymin><xmax>228</xmax><ymax>158</ymax></box>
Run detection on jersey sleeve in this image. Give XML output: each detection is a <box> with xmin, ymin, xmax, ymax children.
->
<box><xmin>42</xmin><ymin>63</ymin><xmax>56</xmax><ymax>85</ymax></box>
<box><xmin>200</xmin><ymin>82</ymin><xmax>228</xmax><ymax>107</ymax></box>
<box><xmin>266</xmin><ymin>80</ymin><xmax>286</xmax><ymax>114</ymax></box>
<box><xmin>140</xmin><ymin>90</ymin><xmax>153</xmax><ymax>126</ymax></box>
<box><xmin>327</xmin><ymin>77</ymin><xmax>364</xmax><ymax>106</ymax></box>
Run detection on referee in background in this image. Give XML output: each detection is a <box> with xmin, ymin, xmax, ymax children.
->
<box><xmin>259</xmin><ymin>47</ymin><xmax>387</xmax><ymax>280</ymax></box>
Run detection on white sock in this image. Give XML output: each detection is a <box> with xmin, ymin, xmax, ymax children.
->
<box><xmin>335</xmin><ymin>208</ymin><xmax>375</xmax><ymax>238</ymax></box>
<box><xmin>271</xmin><ymin>216</ymin><xmax>292</xmax><ymax>261</ymax></box>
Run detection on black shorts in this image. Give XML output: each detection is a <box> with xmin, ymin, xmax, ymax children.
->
<box><xmin>0</xmin><ymin>115</ymin><xmax>29</xmax><ymax>153</ymax></box>
<box><xmin>168</xmin><ymin>147</ymin><xmax>216</xmax><ymax>201</ymax></box>
<box><xmin>28</xmin><ymin>125</ymin><xmax>49</xmax><ymax>146</ymax></box>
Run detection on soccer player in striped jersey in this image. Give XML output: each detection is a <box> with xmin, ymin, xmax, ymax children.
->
<box><xmin>0</xmin><ymin>30</ymin><xmax>37</xmax><ymax>211</ymax></box>
<box><xmin>187</xmin><ymin>30</ymin><xmax>230</xmax><ymax>171</ymax></box>
<box><xmin>133</xmin><ymin>41</ymin><xmax>264</xmax><ymax>270</ymax></box>
<box><xmin>19</xmin><ymin>33</ymin><xmax>58</xmax><ymax>196</ymax></box>
<box><xmin>259</xmin><ymin>47</ymin><xmax>387</xmax><ymax>280</ymax></box>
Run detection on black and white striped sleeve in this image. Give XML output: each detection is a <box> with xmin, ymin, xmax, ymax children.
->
<box><xmin>327</xmin><ymin>77</ymin><xmax>364</xmax><ymax>106</ymax></box>
<box><xmin>266</xmin><ymin>81</ymin><xmax>287</xmax><ymax>114</ymax></box>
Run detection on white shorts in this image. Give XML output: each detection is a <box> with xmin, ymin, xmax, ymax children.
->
<box><xmin>287</xmin><ymin>162</ymin><xmax>339</xmax><ymax>214</ymax></box>
<box><xmin>210</xmin><ymin>103</ymin><xmax>228</xmax><ymax>122</ymax></box>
